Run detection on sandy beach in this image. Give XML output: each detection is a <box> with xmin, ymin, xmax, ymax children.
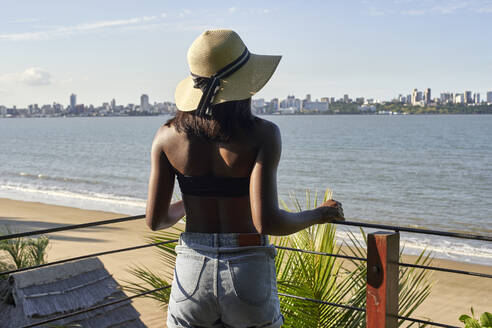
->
<box><xmin>1</xmin><ymin>197</ymin><xmax>490</xmax><ymax>327</ymax></box>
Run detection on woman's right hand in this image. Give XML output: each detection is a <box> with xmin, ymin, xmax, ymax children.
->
<box><xmin>317</xmin><ymin>199</ymin><xmax>345</xmax><ymax>223</ymax></box>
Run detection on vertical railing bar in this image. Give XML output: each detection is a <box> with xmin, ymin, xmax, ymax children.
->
<box><xmin>366</xmin><ymin>231</ymin><xmax>400</xmax><ymax>328</ymax></box>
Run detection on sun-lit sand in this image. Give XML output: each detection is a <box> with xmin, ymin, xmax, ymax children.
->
<box><xmin>1</xmin><ymin>197</ymin><xmax>491</xmax><ymax>327</ymax></box>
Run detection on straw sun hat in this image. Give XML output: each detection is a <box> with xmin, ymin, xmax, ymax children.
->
<box><xmin>175</xmin><ymin>29</ymin><xmax>281</xmax><ymax>114</ymax></box>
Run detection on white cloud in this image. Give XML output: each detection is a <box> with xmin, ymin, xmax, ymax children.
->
<box><xmin>122</xmin><ymin>21</ymin><xmax>171</xmax><ymax>31</ymax></box>
<box><xmin>142</xmin><ymin>16</ymin><xmax>157</xmax><ymax>21</ymax></box>
<box><xmin>0</xmin><ymin>15</ymin><xmax>164</xmax><ymax>41</ymax></box>
<box><xmin>401</xmin><ymin>9</ymin><xmax>427</xmax><ymax>15</ymax></box>
<box><xmin>58</xmin><ymin>17</ymin><xmax>153</xmax><ymax>33</ymax></box>
<box><xmin>366</xmin><ymin>0</ymin><xmax>492</xmax><ymax>16</ymax></box>
<box><xmin>0</xmin><ymin>31</ymin><xmax>49</xmax><ymax>41</ymax></box>
<box><xmin>431</xmin><ymin>2</ymin><xmax>469</xmax><ymax>14</ymax></box>
<box><xmin>21</xmin><ymin>68</ymin><xmax>51</xmax><ymax>86</ymax></box>
<box><xmin>161</xmin><ymin>12</ymin><xmax>168</xmax><ymax>18</ymax></box>
<box><xmin>0</xmin><ymin>67</ymin><xmax>52</xmax><ymax>86</ymax></box>
<box><xmin>229</xmin><ymin>7</ymin><xmax>238</xmax><ymax>14</ymax></box>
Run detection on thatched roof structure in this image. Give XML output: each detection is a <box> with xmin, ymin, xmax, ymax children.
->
<box><xmin>0</xmin><ymin>257</ymin><xmax>146</xmax><ymax>328</ymax></box>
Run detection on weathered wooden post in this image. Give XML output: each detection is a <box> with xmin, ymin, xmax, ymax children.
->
<box><xmin>366</xmin><ymin>231</ymin><xmax>399</xmax><ymax>328</ymax></box>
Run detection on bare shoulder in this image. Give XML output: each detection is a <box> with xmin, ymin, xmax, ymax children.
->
<box><xmin>152</xmin><ymin>122</ymin><xmax>180</xmax><ymax>151</ymax></box>
<box><xmin>252</xmin><ymin>117</ymin><xmax>281</xmax><ymax>141</ymax></box>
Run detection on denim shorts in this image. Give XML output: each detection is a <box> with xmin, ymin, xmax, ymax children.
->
<box><xmin>167</xmin><ymin>232</ymin><xmax>284</xmax><ymax>328</ymax></box>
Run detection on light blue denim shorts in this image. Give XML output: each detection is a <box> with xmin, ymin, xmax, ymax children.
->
<box><xmin>167</xmin><ymin>232</ymin><xmax>284</xmax><ymax>328</ymax></box>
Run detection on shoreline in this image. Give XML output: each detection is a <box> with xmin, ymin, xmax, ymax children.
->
<box><xmin>3</xmin><ymin>112</ymin><xmax>492</xmax><ymax>119</ymax></box>
<box><xmin>1</xmin><ymin>197</ymin><xmax>491</xmax><ymax>327</ymax></box>
<box><xmin>2</xmin><ymin>187</ymin><xmax>491</xmax><ymax>266</ymax></box>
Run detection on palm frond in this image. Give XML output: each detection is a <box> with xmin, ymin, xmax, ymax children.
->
<box><xmin>123</xmin><ymin>226</ymin><xmax>182</xmax><ymax>304</ymax></box>
<box><xmin>275</xmin><ymin>190</ymin><xmax>434</xmax><ymax>328</ymax></box>
<box><xmin>124</xmin><ymin>265</ymin><xmax>172</xmax><ymax>307</ymax></box>
<box><xmin>0</xmin><ymin>227</ymin><xmax>50</xmax><ymax>275</ymax></box>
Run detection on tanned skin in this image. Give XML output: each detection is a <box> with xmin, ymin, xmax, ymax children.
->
<box><xmin>146</xmin><ymin>117</ymin><xmax>344</xmax><ymax>235</ymax></box>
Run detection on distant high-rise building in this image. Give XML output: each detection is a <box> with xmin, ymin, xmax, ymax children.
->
<box><xmin>464</xmin><ymin>91</ymin><xmax>472</xmax><ymax>104</ymax></box>
<box><xmin>473</xmin><ymin>93</ymin><xmax>480</xmax><ymax>104</ymax></box>
<box><xmin>406</xmin><ymin>94</ymin><xmax>411</xmax><ymax>104</ymax></box>
<box><xmin>140</xmin><ymin>94</ymin><xmax>149</xmax><ymax>112</ymax></box>
<box><xmin>411</xmin><ymin>89</ymin><xmax>418</xmax><ymax>105</ymax></box>
<box><xmin>320</xmin><ymin>97</ymin><xmax>330</xmax><ymax>102</ymax></box>
<box><xmin>270</xmin><ymin>98</ymin><xmax>279</xmax><ymax>110</ymax></box>
<box><xmin>424</xmin><ymin>88</ymin><xmax>431</xmax><ymax>104</ymax></box>
<box><xmin>416</xmin><ymin>91</ymin><xmax>423</xmax><ymax>102</ymax></box>
<box><xmin>487</xmin><ymin>91</ymin><xmax>492</xmax><ymax>103</ymax></box>
<box><xmin>454</xmin><ymin>93</ymin><xmax>464</xmax><ymax>104</ymax></box>
<box><xmin>111</xmin><ymin>98</ymin><xmax>116</xmax><ymax>110</ymax></box>
<box><xmin>440</xmin><ymin>92</ymin><xmax>452</xmax><ymax>104</ymax></box>
<box><xmin>343</xmin><ymin>94</ymin><xmax>349</xmax><ymax>103</ymax></box>
<box><xmin>70</xmin><ymin>93</ymin><xmax>76</xmax><ymax>110</ymax></box>
<box><xmin>305</xmin><ymin>94</ymin><xmax>311</xmax><ymax>102</ymax></box>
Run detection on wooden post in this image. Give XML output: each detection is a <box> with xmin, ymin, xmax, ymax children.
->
<box><xmin>366</xmin><ymin>231</ymin><xmax>399</xmax><ymax>328</ymax></box>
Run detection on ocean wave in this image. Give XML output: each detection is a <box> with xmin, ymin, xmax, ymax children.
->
<box><xmin>335</xmin><ymin>228</ymin><xmax>492</xmax><ymax>266</ymax></box>
<box><xmin>0</xmin><ymin>183</ymin><xmax>147</xmax><ymax>215</ymax></box>
<box><xmin>17</xmin><ymin>171</ymin><xmax>101</xmax><ymax>185</ymax></box>
<box><xmin>1</xmin><ymin>182</ymin><xmax>491</xmax><ymax>266</ymax></box>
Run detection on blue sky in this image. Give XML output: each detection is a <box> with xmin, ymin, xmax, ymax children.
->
<box><xmin>1</xmin><ymin>0</ymin><xmax>491</xmax><ymax>107</ymax></box>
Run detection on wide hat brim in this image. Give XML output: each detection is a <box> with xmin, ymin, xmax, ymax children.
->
<box><xmin>175</xmin><ymin>53</ymin><xmax>281</xmax><ymax>112</ymax></box>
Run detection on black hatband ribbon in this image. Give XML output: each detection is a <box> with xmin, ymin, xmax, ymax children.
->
<box><xmin>191</xmin><ymin>48</ymin><xmax>250</xmax><ymax>116</ymax></box>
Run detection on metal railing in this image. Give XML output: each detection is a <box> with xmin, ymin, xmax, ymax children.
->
<box><xmin>1</xmin><ymin>215</ymin><xmax>490</xmax><ymax>328</ymax></box>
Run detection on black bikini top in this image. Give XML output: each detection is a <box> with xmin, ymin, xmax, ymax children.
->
<box><xmin>175</xmin><ymin>172</ymin><xmax>250</xmax><ymax>197</ymax></box>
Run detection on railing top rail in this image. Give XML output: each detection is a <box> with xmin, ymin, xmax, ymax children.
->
<box><xmin>0</xmin><ymin>239</ymin><xmax>178</xmax><ymax>277</ymax></box>
<box><xmin>334</xmin><ymin>220</ymin><xmax>492</xmax><ymax>242</ymax></box>
<box><xmin>0</xmin><ymin>214</ymin><xmax>145</xmax><ymax>241</ymax></box>
<box><xmin>2</xmin><ymin>239</ymin><xmax>490</xmax><ymax>280</ymax></box>
<box><xmin>1</xmin><ymin>215</ymin><xmax>491</xmax><ymax>243</ymax></box>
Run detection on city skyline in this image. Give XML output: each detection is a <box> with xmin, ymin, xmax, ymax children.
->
<box><xmin>2</xmin><ymin>86</ymin><xmax>490</xmax><ymax>108</ymax></box>
<box><xmin>2</xmin><ymin>86</ymin><xmax>491</xmax><ymax>118</ymax></box>
<box><xmin>1</xmin><ymin>1</ymin><xmax>491</xmax><ymax>107</ymax></box>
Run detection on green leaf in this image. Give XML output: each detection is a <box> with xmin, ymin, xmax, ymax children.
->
<box><xmin>480</xmin><ymin>312</ymin><xmax>492</xmax><ymax>326</ymax></box>
<box><xmin>274</xmin><ymin>190</ymin><xmax>433</xmax><ymax>327</ymax></box>
<box><xmin>460</xmin><ymin>315</ymin><xmax>472</xmax><ymax>323</ymax></box>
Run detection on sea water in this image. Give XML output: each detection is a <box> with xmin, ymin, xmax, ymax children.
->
<box><xmin>0</xmin><ymin>115</ymin><xmax>491</xmax><ymax>265</ymax></box>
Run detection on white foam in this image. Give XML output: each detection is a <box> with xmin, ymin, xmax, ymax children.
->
<box><xmin>335</xmin><ymin>229</ymin><xmax>492</xmax><ymax>266</ymax></box>
<box><xmin>0</xmin><ymin>183</ymin><xmax>146</xmax><ymax>215</ymax></box>
<box><xmin>1</xmin><ymin>183</ymin><xmax>491</xmax><ymax>266</ymax></box>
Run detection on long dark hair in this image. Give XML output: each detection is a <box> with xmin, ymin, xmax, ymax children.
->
<box><xmin>165</xmin><ymin>98</ymin><xmax>256</xmax><ymax>142</ymax></box>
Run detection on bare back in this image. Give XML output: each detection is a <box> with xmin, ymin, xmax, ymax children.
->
<box><xmin>159</xmin><ymin>118</ymin><xmax>267</xmax><ymax>233</ymax></box>
<box><xmin>146</xmin><ymin>114</ymin><xmax>343</xmax><ymax>235</ymax></box>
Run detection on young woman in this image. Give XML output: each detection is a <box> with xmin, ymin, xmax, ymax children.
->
<box><xmin>146</xmin><ymin>29</ymin><xmax>344</xmax><ymax>328</ymax></box>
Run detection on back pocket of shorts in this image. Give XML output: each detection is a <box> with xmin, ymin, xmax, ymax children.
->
<box><xmin>228</xmin><ymin>254</ymin><xmax>272</xmax><ymax>306</ymax></box>
<box><xmin>171</xmin><ymin>254</ymin><xmax>206</xmax><ymax>302</ymax></box>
